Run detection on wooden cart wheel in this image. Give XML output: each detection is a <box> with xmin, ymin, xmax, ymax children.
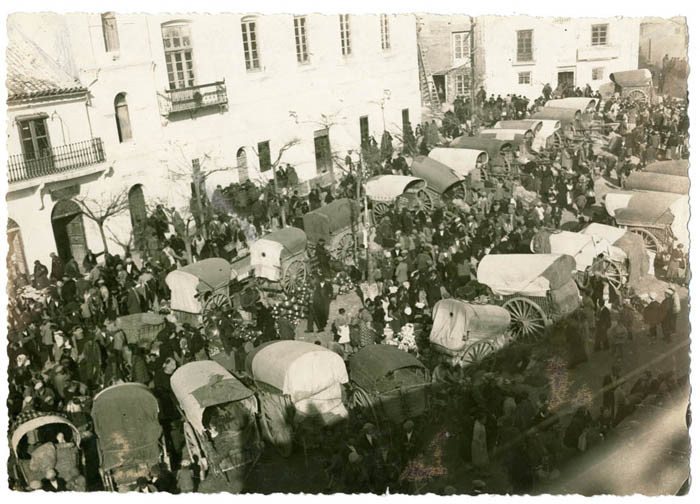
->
<box><xmin>446</xmin><ymin>181</ymin><xmax>468</xmax><ymax>202</ymax></box>
<box><xmin>372</xmin><ymin>201</ymin><xmax>391</xmax><ymax>222</ymax></box>
<box><xmin>463</xmin><ymin>340</ymin><xmax>495</xmax><ymax>365</ymax></box>
<box><xmin>336</xmin><ymin>233</ymin><xmax>355</xmax><ymax>264</ymax></box>
<box><xmin>282</xmin><ymin>259</ymin><xmax>307</xmax><ymax>293</ymax></box>
<box><xmin>415</xmin><ymin>189</ymin><xmax>434</xmax><ymax>214</ymax></box>
<box><xmin>503</xmin><ymin>297</ymin><xmax>547</xmax><ymax>342</ymax></box>
<box><xmin>258</xmin><ymin>394</ymin><xmax>294</xmax><ymax>458</ymax></box>
<box><xmin>596</xmin><ymin>258</ymin><xmax>625</xmax><ymax>292</ymax></box>
<box><xmin>629</xmin><ymin>228</ymin><xmax>660</xmax><ymax>254</ymax></box>
<box><xmin>204</xmin><ymin>292</ymin><xmax>233</xmax><ymax>313</ymax></box>
<box><xmin>628</xmin><ymin>89</ymin><xmax>648</xmax><ymax>103</ymax></box>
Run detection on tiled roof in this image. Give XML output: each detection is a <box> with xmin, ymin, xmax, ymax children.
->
<box><xmin>6</xmin><ymin>24</ymin><xmax>86</xmax><ymax>103</ymax></box>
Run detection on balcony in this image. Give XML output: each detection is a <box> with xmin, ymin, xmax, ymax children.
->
<box><xmin>162</xmin><ymin>81</ymin><xmax>228</xmax><ymax>115</ymax></box>
<box><xmin>7</xmin><ymin>138</ymin><xmax>106</xmax><ymax>184</ymax></box>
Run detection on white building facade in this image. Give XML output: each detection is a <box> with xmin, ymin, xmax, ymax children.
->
<box><xmin>474</xmin><ymin>16</ymin><xmax>641</xmax><ymax>100</ymax></box>
<box><xmin>7</xmin><ymin>13</ymin><xmax>421</xmax><ymax>272</ymax></box>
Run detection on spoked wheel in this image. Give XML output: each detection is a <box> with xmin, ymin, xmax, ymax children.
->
<box><xmin>336</xmin><ymin>233</ymin><xmax>355</xmax><ymax>265</ymax></box>
<box><xmin>462</xmin><ymin>340</ymin><xmax>495</xmax><ymax>365</ymax></box>
<box><xmin>446</xmin><ymin>181</ymin><xmax>468</xmax><ymax>201</ymax></box>
<box><xmin>551</xmin><ymin>131</ymin><xmax>563</xmax><ymax>149</ymax></box>
<box><xmin>629</xmin><ymin>228</ymin><xmax>660</xmax><ymax>255</ymax></box>
<box><xmin>595</xmin><ymin>258</ymin><xmax>626</xmax><ymax>292</ymax></box>
<box><xmin>503</xmin><ymin>297</ymin><xmax>547</xmax><ymax>342</ymax></box>
<box><xmin>415</xmin><ymin>189</ymin><xmax>434</xmax><ymax>214</ymax></box>
<box><xmin>258</xmin><ymin>394</ymin><xmax>294</xmax><ymax>458</ymax></box>
<box><xmin>282</xmin><ymin>259</ymin><xmax>307</xmax><ymax>293</ymax></box>
<box><xmin>628</xmin><ymin>90</ymin><xmax>648</xmax><ymax>104</ymax></box>
<box><xmin>204</xmin><ymin>292</ymin><xmax>233</xmax><ymax>312</ymax></box>
<box><xmin>372</xmin><ymin>201</ymin><xmax>392</xmax><ymax>223</ymax></box>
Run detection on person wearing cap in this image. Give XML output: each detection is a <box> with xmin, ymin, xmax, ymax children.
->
<box><xmin>50</xmin><ymin>252</ymin><xmax>64</xmax><ymax>283</ymax></box>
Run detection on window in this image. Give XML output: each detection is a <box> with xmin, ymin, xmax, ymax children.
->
<box><xmin>592</xmin><ymin>67</ymin><xmax>604</xmax><ymax>80</ymax></box>
<box><xmin>314</xmin><ymin>130</ymin><xmax>332</xmax><ymax>174</ymax></box>
<box><xmin>455</xmin><ymin>74</ymin><xmax>469</xmax><ymax>96</ymax></box>
<box><xmin>359</xmin><ymin>116</ymin><xmax>369</xmax><ymax>146</ymax></box>
<box><xmin>18</xmin><ymin>116</ymin><xmax>51</xmax><ymax>161</ymax></box>
<box><xmin>516</xmin><ymin>30</ymin><xmax>533</xmax><ymax>62</ymax></box>
<box><xmin>380</xmin><ymin>14</ymin><xmax>390</xmax><ymax>50</ymax></box>
<box><xmin>236</xmin><ymin>147</ymin><xmax>249</xmax><ymax>182</ymax></box>
<box><xmin>101</xmin><ymin>12</ymin><xmax>120</xmax><ymax>52</ymax></box>
<box><xmin>114</xmin><ymin>93</ymin><xmax>132</xmax><ymax>142</ymax></box>
<box><xmin>518</xmin><ymin>72</ymin><xmax>531</xmax><ymax>85</ymax></box>
<box><xmin>257</xmin><ymin>141</ymin><xmax>271</xmax><ymax>172</ymax></box>
<box><xmin>453</xmin><ymin>32</ymin><xmax>470</xmax><ymax>64</ymax></box>
<box><xmin>339</xmin><ymin>14</ymin><xmax>351</xmax><ymax>56</ymax></box>
<box><xmin>591</xmin><ymin>24</ymin><xmax>608</xmax><ymax>46</ymax></box>
<box><xmin>294</xmin><ymin>16</ymin><xmax>309</xmax><ymax>64</ymax></box>
<box><xmin>161</xmin><ymin>23</ymin><xmax>195</xmax><ymax>90</ymax></box>
<box><xmin>241</xmin><ymin>17</ymin><xmax>261</xmax><ymax>71</ymax></box>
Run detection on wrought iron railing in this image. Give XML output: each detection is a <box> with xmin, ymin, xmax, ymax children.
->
<box><xmin>7</xmin><ymin>137</ymin><xmax>106</xmax><ymax>184</ymax></box>
<box><xmin>164</xmin><ymin>81</ymin><xmax>228</xmax><ymax>114</ymax></box>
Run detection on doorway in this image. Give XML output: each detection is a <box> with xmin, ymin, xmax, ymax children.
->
<box><xmin>52</xmin><ymin>200</ymin><xmax>88</xmax><ymax>266</ymax></box>
<box><xmin>557</xmin><ymin>71</ymin><xmax>575</xmax><ymax>89</ymax></box>
<box><xmin>432</xmin><ymin>75</ymin><xmax>446</xmax><ymax>103</ymax></box>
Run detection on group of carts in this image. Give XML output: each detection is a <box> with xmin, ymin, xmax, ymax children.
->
<box><xmin>9</xmin><ymin>70</ymin><xmax>688</xmax><ymax>492</ymax></box>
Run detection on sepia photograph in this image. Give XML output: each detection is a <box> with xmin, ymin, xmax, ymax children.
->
<box><xmin>3</xmin><ymin>5</ymin><xmax>693</xmax><ymax>497</ymax></box>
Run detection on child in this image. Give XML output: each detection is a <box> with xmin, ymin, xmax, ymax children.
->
<box><xmin>335</xmin><ymin>308</ymin><xmax>351</xmax><ymax>353</ymax></box>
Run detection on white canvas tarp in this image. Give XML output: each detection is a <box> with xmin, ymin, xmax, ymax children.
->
<box><xmin>546</xmin><ymin>231</ymin><xmax>626</xmax><ymax>272</ymax></box>
<box><xmin>166</xmin><ymin>270</ymin><xmax>204</xmax><ymax>313</ymax></box>
<box><xmin>428</xmin><ymin>147</ymin><xmax>487</xmax><ymax>177</ymax></box>
<box><xmin>669</xmin><ymin>195</ymin><xmax>690</xmax><ymax>248</ymax></box>
<box><xmin>365</xmin><ymin>175</ymin><xmax>424</xmax><ymax>201</ymax></box>
<box><xmin>477</xmin><ymin>254</ymin><xmax>576</xmax><ymax>297</ymax></box>
<box><xmin>531</xmin><ymin>120</ymin><xmax>561</xmax><ymax>152</ymax></box>
<box><xmin>429</xmin><ymin>299</ymin><xmax>510</xmax><ymax>352</ymax></box>
<box><xmin>250</xmin><ymin>239</ymin><xmax>284</xmax><ymax>281</ymax></box>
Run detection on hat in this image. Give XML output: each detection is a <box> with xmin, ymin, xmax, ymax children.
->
<box><xmin>348</xmin><ymin>451</ymin><xmax>362</xmax><ymax>463</ymax></box>
<box><xmin>363</xmin><ymin>422</ymin><xmax>376</xmax><ymax>432</ymax></box>
<box><xmin>400</xmin><ymin>249</ymin><xmax>409</xmax><ymax>257</ymax></box>
<box><xmin>403</xmin><ymin>420</ymin><xmax>415</xmax><ymax>431</ymax></box>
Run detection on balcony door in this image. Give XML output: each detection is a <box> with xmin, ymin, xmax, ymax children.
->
<box><xmin>18</xmin><ymin>116</ymin><xmax>54</xmax><ymax>177</ymax></box>
<box><xmin>52</xmin><ymin>200</ymin><xmax>88</xmax><ymax>267</ymax></box>
<box><xmin>314</xmin><ymin>129</ymin><xmax>332</xmax><ymax>175</ymax></box>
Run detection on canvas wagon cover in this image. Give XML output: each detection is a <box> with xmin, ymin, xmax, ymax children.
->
<box><xmin>581</xmin><ymin>223</ymin><xmax>649</xmax><ymax>286</ymax></box>
<box><xmin>349</xmin><ymin>344</ymin><xmax>425</xmax><ymax>390</ymax></box>
<box><xmin>91</xmin><ymin>383</ymin><xmax>162</xmax><ymax>472</ymax></box>
<box><xmin>643</xmin><ymin>160</ymin><xmax>688</xmax><ymax>177</ymax></box>
<box><xmin>494</xmin><ymin>119</ymin><xmax>543</xmax><ymax>133</ymax></box>
<box><xmin>365</xmin><ymin>175</ymin><xmax>426</xmax><ymax>201</ymax></box>
<box><xmin>531</xmin><ymin>119</ymin><xmax>562</xmax><ymax>151</ymax></box>
<box><xmin>170</xmin><ymin>361</ymin><xmax>254</xmax><ymax>434</ymax></box>
<box><xmin>477</xmin><ymin>253</ymin><xmax>577</xmax><ymax>297</ymax></box>
<box><xmin>450</xmin><ymin>136</ymin><xmax>514</xmax><ymax>161</ymax></box>
<box><xmin>624</xmin><ymin>172</ymin><xmax>689</xmax><ymax>195</ymax></box>
<box><xmin>247</xmin><ymin>341</ymin><xmax>348</xmax><ymax>402</ymax></box>
<box><xmin>250</xmin><ymin>227</ymin><xmax>307</xmax><ymax>281</ymax></box>
<box><xmin>303</xmin><ymin>198</ymin><xmax>359</xmax><ymax>245</ymax></box>
<box><xmin>531</xmin><ymin>108</ymin><xmax>580</xmax><ymax>125</ymax></box>
<box><xmin>531</xmin><ymin>230</ymin><xmax>625</xmax><ymax>272</ymax></box>
<box><xmin>410</xmin><ymin>155</ymin><xmax>464</xmax><ymax>193</ymax></box>
<box><xmin>429</xmin><ymin>299</ymin><xmax>510</xmax><ymax>352</ymax></box>
<box><xmin>550</xmin><ymin>279</ymin><xmax>581</xmax><ymax>317</ymax></box>
<box><xmin>166</xmin><ymin>258</ymin><xmax>231</xmax><ymax>314</ymax></box>
<box><xmin>610</xmin><ymin>69</ymin><xmax>652</xmax><ymax>88</ymax></box>
<box><xmin>545</xmin><ymin>97</ymin><xmax>599</xmax><ymax>110</ymax></box>
<box><xmin>428</xmin><ymin>147</ymin><xmax>488</xmax><ymax>177</ymax></box>
<box><xmin>610</xmin><ymin>191</ymin><xmax>682</xmax><ymax>226</ymax></box>
<box><xmin>11</xmin><ymin>413</ymin><xmax>80</xmax><ymax>456</ymax></box>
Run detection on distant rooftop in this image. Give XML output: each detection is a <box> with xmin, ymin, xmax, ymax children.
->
<box><xmin>6</xmin><ymin>24</ymin><xmax>85</xmax><ymax>103</ymax></box>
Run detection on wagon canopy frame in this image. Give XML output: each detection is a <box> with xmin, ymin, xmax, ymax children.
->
<box><xmin>10</xmin><ymin>412</ymin><xmax>82</xmax><ymax>457</ymax></box>
<box><xmin>364</xmin><ymin>175</ymin><xmax>426</xmax><ymax>202</ymax></box>
<box><xmin>410</xmin><ymin>155</ymin><xmax>466</xmax><ymax>194</ymax></box>
<box><xmin>449</xmin><ymin>136</ymin><xmax>515</xmax><ymax>162</ymax></box>
<box><xmin>428</xmin><ymin>147</ymin><xmax>489</xmax><ymax>178</ymax></box>
<box><xmin>171</xmin><ymin>360</ymin><xmax>256</xmax><ymax>434</ymax></box>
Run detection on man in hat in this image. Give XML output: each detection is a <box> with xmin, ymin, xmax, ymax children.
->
<box><xmin>316</xmin><ymin>238</ymin><xmax>332</xmax><ymax>278</ymax></box>
<box><xmin>50</xmin><ymin>252</ymin><xmax>64</xmax><ymax>283</ymax></box>
<box><xmin>643</xmin><ymin>292</ymin><xmax>665</xmax><ymax>345</ymax></box>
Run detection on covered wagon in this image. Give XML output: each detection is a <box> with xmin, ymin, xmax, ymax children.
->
<box><xmin>495</xmin><ymin>119</ymin><xmax>562</xmax><ymax>151</ymax></box>
<box><xmin>170</xmin><ymin>361</ymin><xmax>265</xmax><ymax>486</ymax></box>
<box><xmin>530</xmin><ymin>229</ymin><xmax>629</xmax><ymax>292</ymax></box>
<box><xmin>581</xmin><ymin>223</ymin><xmax>650</xmax><ymax>287</ymax></box>
<box><xmin>348</xmin><ymin>344</ymin><xmax>432</xmax><ymax>424</ymax></box>
<box><xmin>91</xmin><ymin>383</ymin><xmax>170</xmax><ymax>491</ymax></box>
<box><xmin>245</xmin><ymin>340</ymin><xmax>349</xmax><ymax>427</ymax></box>
<box><xmin>476</xmin><ymin>254</ymin><xmax>581</xmax><ymax>341</ymax></box>
<box><xmin>429</xmin><ymin>299</ymin><xmax>511</xmax><ymax>367</ymax></box>
<box><xmin>643</xmin><ymin>160</ymin><xmax>688</xmax><ymax>177</ymax></box>
<box><xmin>364</xmin><ymin>174</ymin><xmax>432</xmax><ymax>222</ymax></box>
<box><xmin>609</xmin><ymin>69</ymin><xmax>654</xmax><ymax>103</ymax></box>
<box><xmin>604</xmin><ymin>191</ymin><xmax>689</xmax><ymax>253</ymax></box>
<box><xmin>544</xmin><ymin>97</ymin><xmax>599</xmax><ymax>112</ymax></box>
<box><xmin>410</xmin><ymin>155</ymin><xmax>470</xmax><ymax>203</ymax></box>
<box><xmin>302</xmin><ymin>197</ymin><xmax>360</xmax><ymax>264</ymax></box>
<box><xmin>428</xmin><ymin>147</ymin><xmax>489</xmax><ymax>189</ymax></box>
<box><xmin>166</xmin><ymin>258</ymin><xmax>233</xmax><ymax>321</ymax></box>
<box><xmin>623</xmin><ymin>171</ymin><xmax>689</xmax><ymax>195</ymax></box>
<box><xmin>9</xmin><ymin>411</ymin><xmax>84</xmax><ymax>491</ymax></box>
<box><xmin>250</xmin><ymin>227</ymin><xmax>308</xmax><ymax>292</ymax></box>
<box><xmin>531</xmin><ymin>108</ymin><xmax>582</xmax><ymax>137</ymax></box>
<box><xmin>450</xmin><ymin>136</ymin><xmax>518</xmax><ymax>181</ymax></box>
<box><xmin>115</xmin><ymin>312</ymin><xmax>165</xmax><ymax>348</ymax></box>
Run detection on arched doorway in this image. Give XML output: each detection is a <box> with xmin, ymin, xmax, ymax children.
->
<box><xmin>236</xmin><ymin>147</ymin><xmax>249</xmax><ymax>182</ymax></box>
<box><xmin>7</xmin><ymin>218</ymin><xmax>28</xmax><ymax>277</ymax></box>
<box><xmin>128</xmin><ymin>184</ymin><xmax>147</xmax><ymax>250</ymax></box>
<box><xmin>52</xmin><ymin>200</ymin><xmax>88</xmax><ymax>266</ymax></box>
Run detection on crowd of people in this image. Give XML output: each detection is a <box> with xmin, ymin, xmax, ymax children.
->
<box><xmin>7</xmin><ymin>81</ymin><xmax>689</xmax><ymax>494</ymax></box>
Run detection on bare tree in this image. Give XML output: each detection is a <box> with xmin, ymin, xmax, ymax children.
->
<box><xmin>250</xmin><ymin>138</ymin><xmax>301</xmax><ymax>226</ymax></box>
<box><xmin>146</xmin><ymin>197</ymin><xmax>197</xmax><ymax>264</ymax></box>
<box><xmin>74</xmin><ymin>189</ymin><xmax>130</xmax><ymax>254</ymax></box>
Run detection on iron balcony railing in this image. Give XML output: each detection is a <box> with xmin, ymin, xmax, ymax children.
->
<box><xmin>7</xmin><ymin>137</ymin><xmax>106</xmax><ymax>184</ymax></box>
<box><xmin>164</xmin><ymin>81</ymin><xmax>228</xmax><ymax>114</ymax></box>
